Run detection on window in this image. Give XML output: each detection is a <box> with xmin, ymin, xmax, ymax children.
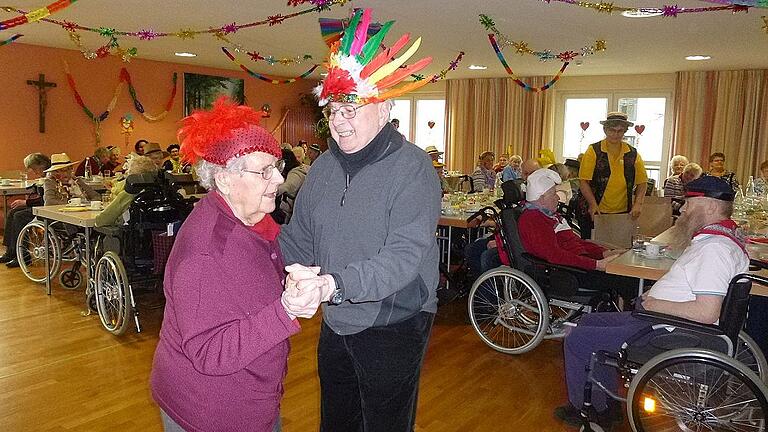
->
<box><xmin>390</xmin><ymin>94</ymin><xmax>446</xmax><ymax>153</ymax></box>
<box><xmin>391</xmin><ymin>99</ymin><xmax>411</xmax><ymax>141</ymax></box>
<box><xmin>555</xmin><ymin>91</ymin><xmax>672</xmax><ymax>189</ymax></box>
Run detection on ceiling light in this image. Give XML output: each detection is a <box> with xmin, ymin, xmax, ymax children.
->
<box><xmin>174</xmin><ymin>52</ymin><xmax>197</xmax><ymax>57</ymax></box>
<box><xmin>320</xmin><ymin>72</ymin><xmax>328</xmax><ymax>77</ymax></box>
<box><xmin>685</xmin><ymin>55</ymin><xmax>711</xmax><ymax>61</ymax></box>
<box><xmin>468</xmin><ymin>64</ymin><xmax>487</xmax><ymax>70</ymax></box>
<box><xmin>621</xmin><ymin>10</ymin><xmax>663</xmax><ymax>18</ymax></box>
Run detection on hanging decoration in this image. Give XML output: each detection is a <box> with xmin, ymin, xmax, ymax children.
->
<box><xmin>221</xmin><ymin>47</ymin><xmax>319</xmax><ymax>84</ymax></box>
<box><xmin>122</xmin><ymin>69</ymin><xmax>178</xmax><ymax>122</ymax></box>
<box><xmin>0</xmin><ymin>33</ymin><xmax>22</xmax><ymax>47</ymax></box>
<box><xmin>120</xmin><ymin>113</ymin><xmax>134</xmax><ymax>150</ymax></box>
<box><xmin>698</xmin><ymin>0</ymin><xmax>768</xmax><ymax>8</ymax></box>
<box><xmin>479</xmin><ymin>14</ymin><xmax>606</xmax><ymax>63</ymax></box>
<box><xmin>0</xmin><ymin>0</ymin><xmax>77</xmax><ymax>31</ymax></box>
<box><xmin>634</xmin><ymin>124</ymin><xmax>646</xmax><ymax>135</ymax></box>
<box><xmin>2</xmin><ymin>0</ymin><xmax>346</xmax><ymax>42</ymax></box>
<box><xmin>533</xmin><ymin>0</ymin><xmax>752</xmax><ymax>16</ymax></box>
<box><xmin>66</xmin><ymin>27</ymin><xmax>137</xmax><ymax>61</ymax></box>
<box><xmin>214</xmin><ymin>33</ymin><xmax>314</xmax><ymax>66</ymax></box>
<box><xmin>488</xmin><ymin>34</ymin><xmax>570</xmax><ymax>92</ymax></box>
<box><xmin>579</xmin><ymin>121</ymin><xmax>590</xmax><ymax>142</ymax></box>
<box><xmin>423</xmin><ymin>51</ymin><xmax>466</xmax><ymax>83</ymax></box>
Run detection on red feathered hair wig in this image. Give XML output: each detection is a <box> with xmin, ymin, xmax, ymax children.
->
<box><xmin>177</xmin><ymin>97</ymin><xmax>281</xmax><ymax>166</ymax></box>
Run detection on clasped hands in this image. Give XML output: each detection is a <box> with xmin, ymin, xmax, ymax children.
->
<box><xmin>280</xmin><ymin>264</ymin><xmax>336</xmax><ymax>320</ymax></box>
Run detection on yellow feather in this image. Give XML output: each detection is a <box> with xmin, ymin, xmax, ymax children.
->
<box><xmin>367</xmin><ymin>37</ymin><xmax>422</xmax><ymax>84</ymax></box>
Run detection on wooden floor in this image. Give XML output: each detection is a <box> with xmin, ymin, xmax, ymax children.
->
<box><xmin>0</xmin><ymin>258</ymin><xmax>631</xmax><ymax>431</ymax></box>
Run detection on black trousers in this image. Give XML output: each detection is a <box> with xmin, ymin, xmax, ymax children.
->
<box><xmin>318</xmin><ymin>311</ymin><xmax>434</xmax><ymax>432</ymax></box>
<box><xmin>2</xmin><ymin>207</ymin><xmax>34</xmax><ymax>256</ymax></box>
<box><xmin>576</xmin><ymin>270</ymin><xmax>641</xmax><ymax>305</ymax></box>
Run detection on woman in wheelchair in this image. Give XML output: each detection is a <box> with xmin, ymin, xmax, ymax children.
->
<box><xmin>555</xmin><ymin>176</ymin><xmax>753</xmax><ymax>429</ymax></box>
<box><xmin>42</xmin><ymin>153</ymin><xmax>101</xmax><ymax>205</ymax></box>
<box><xmin>518</xmin><ymin>169</ymin><xmax>637</xmax><ymax>306</ymax></box>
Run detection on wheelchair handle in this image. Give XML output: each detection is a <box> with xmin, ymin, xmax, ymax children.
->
<box><xmin>465</xmin><ymin>206</ymin><xmax>498</xmax><ymax>224</ymax></box>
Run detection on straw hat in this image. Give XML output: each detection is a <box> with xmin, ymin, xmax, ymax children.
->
<box><xmin>425</xmin><ymin>145</ymin><xmax>443</xmax><ymax>155</ymax></box>
<box><xmin>44</xmin><ymin>153</ymin><xmax>79</xmax><ymax>172</ymax></box>
<box><xmin>599</xmin><ymin>111</ymin><xmax>634</xmax><ymax>128</ymax></box>
<box><xmin>143</xmin><ymin>142</ymin><xmax>170</xmax><ymax>158</ymax></box>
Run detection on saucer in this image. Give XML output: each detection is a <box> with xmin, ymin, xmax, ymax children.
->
<box><xmin>638</xmin><ymin>251</ymin><xmax>663</xmax><ymax>260</ymax></box>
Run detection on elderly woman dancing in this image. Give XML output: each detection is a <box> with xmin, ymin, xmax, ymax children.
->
<box><xmin>150</xmin><ymin>98</ymin><xmax>321</xmax><ymax>432</ymax></box>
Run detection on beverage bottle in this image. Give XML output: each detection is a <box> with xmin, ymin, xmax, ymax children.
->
<box><xmin>746</xmin><ymin>175</ymin><xmax>755</xmax><ymax>197</ymax></box>
<box><xmin>83</xmin><ymin>158</ymin><xmax>91</xmax><ymax>180</ymax></box>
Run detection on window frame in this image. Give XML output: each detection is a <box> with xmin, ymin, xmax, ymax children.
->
<box><xmin>392</xmin><ymin>92</ymin><xmax>446</xmax><ymax>151</ymax></box>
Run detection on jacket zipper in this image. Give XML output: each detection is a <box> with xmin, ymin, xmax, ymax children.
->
<box><xmin>340</xmin><ymin>174</ymin><xmax>350</xmax><ymax>207</ymax></box>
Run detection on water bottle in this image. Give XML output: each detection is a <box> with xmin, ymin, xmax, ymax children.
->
<box><xmin>83</xmin><ymin>158</ymin><xmax>91</xmax><ymax>180</ymax></box>
<box><xmin>632</xmin><ymin>224</ymin><xmax>644</xmax><ymax>252</ymax></box>
<box><xmin>746</xmin><ymin>175</ymin><xmax>755</xmax><ymax>197</ymax></box>
<box><xmin>494</xmin><ymin>174</ymin><xmax>502</xmax><ymax>198</ymax></box>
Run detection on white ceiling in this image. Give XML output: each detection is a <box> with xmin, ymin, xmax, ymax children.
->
<box><xmin>4</xmin><ymin>0</ymin><xmax>768</xmax><ymax>79</ymax></box>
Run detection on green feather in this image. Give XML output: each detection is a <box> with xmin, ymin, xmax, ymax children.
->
<box><xmin>358</xmin><ymin>20</ymin><xmax>394</xmax><ymax>65</ymax></box>
<box><xmin>340</xmin><ymin>9</ymin><xmax>363</xmax><ymax>55</ymax></box>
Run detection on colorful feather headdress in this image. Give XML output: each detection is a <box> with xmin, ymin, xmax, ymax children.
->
<box><xmin>314</xmin><ymin>8</ymin><xmax>433</xmax><ymax>107</ymax></box>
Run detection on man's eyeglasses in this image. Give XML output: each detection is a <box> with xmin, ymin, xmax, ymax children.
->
<box><xmin>241</xmin><ymin>159</ymin><xmax>286</xmax><ymax>180</ymax></box>
<box><xmin>322</xmin><ymin>104</ymin><xmax>366</xmax><ymax>121</ymax></box>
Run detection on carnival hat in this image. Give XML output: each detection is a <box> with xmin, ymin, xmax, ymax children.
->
<box><xmin>143</xmin><ymin>142</ymin><xmax>170</xmax><ymax>158</ymax></box>
<box><xmin>44</xmin><ymin>153</ymin><xmax>80</xmax><ymax>172</ymax></box>
<box><xmin>599</xmin><ymin>111</ymin><xmax>634</xmax><ymax>128</ymax></box>
<box><xmin>425</xmin><ymin>145</ymin><xmax>444</xmax><ymax>155</ymax></box>
<box><xmin>314</xmin><ymin>8</ymin><xmax>433</xmax><ymax>106</ymax></box>
<box><xmin>685</xmin><ymin>175</ymin><xmax>735</xmax><ymax>202</ymax></box>
<box><xmin>526</xmin><ymin>168</ymin><xmax>562</xmax><ymax>202</ymax></box>
<box><xmin>178</xmin><ymin>97</ymin><xmax>280</xmax><ymax>166</ymax></box>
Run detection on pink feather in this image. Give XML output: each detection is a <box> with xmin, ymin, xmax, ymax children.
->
<box><xmin>349</xmin><ymin>9</ymin><xmax>371</xmax><ymax>57</ymax></box>
<box><xmin>360</xmin><ymin>33</ymin><xmax>411</xmax><ymax>79</ymax></box>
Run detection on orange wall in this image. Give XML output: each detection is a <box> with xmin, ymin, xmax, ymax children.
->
<box><xmin>0</xmin><ymin>43</ymin><xmax>318</xmax><ymax>171</ymax></box>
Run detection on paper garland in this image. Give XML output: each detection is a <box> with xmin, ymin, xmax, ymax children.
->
<box><xmin>123</xmin><ymin>70</ymin><xmax>178</xmax><ymax>122</ymax></box>
<box><xmin>0</xmin><ymin>0</ymin><xmax>77</xmax><ymax>30</ymax></box>
<box><xmin>488</xmin><ymin>34</ymin><xmax>569</xmax><ymax>93</ymax></box>
<box><xmin>0</xmin><ymin>33</ymin><xmax>22</xmax><ymax>47</ymax></box>
<box><xmin>222</xmin><ymin>47</ymin><xmax>319</xmax><ymax>84</ymax></box>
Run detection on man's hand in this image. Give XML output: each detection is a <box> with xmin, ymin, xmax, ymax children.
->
<box><xmin>9</xmin><ymin>199</ymin><xmax>26</xmax><ymax>210</ymax></box>
<box><xmin>280</xmin><ymin>282</ymin><xmax>322</xmax><ymax>320</ymax></box>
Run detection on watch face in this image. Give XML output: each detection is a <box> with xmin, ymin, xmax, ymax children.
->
<box><xmin>331</xmin><ymin>289</ymin><xmax>343</xmax><ymax>304</ymax></box>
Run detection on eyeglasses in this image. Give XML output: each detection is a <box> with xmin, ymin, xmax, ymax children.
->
<box><xmin>241</xmin><ymin>159</ymin><xmax>285</xmax><ymax>180</ymax></box>
<box><xmin>322</xmin><ymin>104</ymin><xmax>367</xmax><ymax>121</ymax></box>
<box><xmin>606</xmin><ymin>127</ymin><xmax>627</xmax><ymax>134</ymax></box>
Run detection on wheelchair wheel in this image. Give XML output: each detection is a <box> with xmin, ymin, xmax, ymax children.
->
<box><xmin>467</xmin><ymin>266</ymin><xmax>549</xmax><ymax>354</ymax></box>
<box><xmin>627</xmin><ymin>348</ymin><xmax>768</xmax><ymax>432</ymax></box>
<box><xmin>94</xmin><ymin>251</ymin><xmax>132</xmax><ymax>335</ymax></box>
<box><xmin>58</xmin><ymin>269</ymin><xmax>82</xmax><ymax>290</ymax></box>
<box><xmin>16</xmin><ymin>220</ymin><xmax>61</xmax><ymax>284</ymax></box>
<box><xmin>736</xmin><ymin>331</ymin><xmax>768</xmax><ymax>384</ymax></box>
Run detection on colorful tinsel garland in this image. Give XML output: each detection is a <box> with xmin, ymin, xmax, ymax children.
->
<box><xmin>0</xmin><ymin>0</ymin><xmax>77</xmax><ymax>30</ymax></box>
<box><xmin>221</xmin><ymin>47</ymin><xmax>319</xmax><ymax>84</ymax></box>
<box><xmin>214</xmin><ymin>33</ymin><xmax>313</xmax><ymax>66</ymax></box>
<box><xmin>488</xmin><ymin>34</ymin><xmax>570</xmax><ymax>93</ymax></box>
<box><xmin>0</xmin><ymin>33</ymin><xmax>22</xmax><ymax>47</ymax></box>
<box><xmin>535</xmin><ymin>0</ymin><xmax>752</xmax><ymax>16</ymax></box>
<box><xmin>479</xmin><ymin>14</ymin><xmax>606</xmax><ymax>62</ymax></box>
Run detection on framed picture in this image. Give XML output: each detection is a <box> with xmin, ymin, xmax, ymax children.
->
<box><xmin>184</xmin><ymin>73</ymin><xmax>245</xmax><ymax>115</ymax></box>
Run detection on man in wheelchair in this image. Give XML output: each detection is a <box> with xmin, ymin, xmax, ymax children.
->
<box><xmin>554</xmin><ymin>175</ymin><xmax>750</xmax><ymax>429</ymax></box>
<box><xmin>518</xmin><ymin>168</ymin><xmax>638</xmax><ymax>306</ymax></box>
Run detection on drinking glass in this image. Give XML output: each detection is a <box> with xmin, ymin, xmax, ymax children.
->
<box><xmin>102</xmin><ymin>192</ymin><xmax>112</xmax><ymax>204</ymax></box>
<box><xmin>103</xmin><ymin>169</ymin><xmax>111</xmax><ymax>178</ymax></box>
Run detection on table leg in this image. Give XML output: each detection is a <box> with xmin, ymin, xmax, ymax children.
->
<box><xmin>2</xmin><ymin>194</ymin><xmax>8</xmax><ymax>231</ymax></box>
<box><xmin>637</xmin><ymin>278</ymin><xmax>645</xmax><ymax>298</ymax></box>
<box><xmin>44</xmin><ymin>218</ymin><xmax>51</xmax><ymax>295</ymax></box>
<box><xmin>446</xmin><ymin>226</ymin><xmax>453</xmax><ymax>290</ymax></box>
<box><xmin>85</xmin><ymin>227</ymin><xmax>91</xmax><ymax>297</ymax></box>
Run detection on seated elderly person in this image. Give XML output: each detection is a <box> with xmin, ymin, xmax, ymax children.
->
<box><xmin>664</xmin><ymin>162</ymin><xmax>703</xmax><ymax>217</ymax></box>
<box><xmin>43</xmin><ymin>153</ymin><xmax>101</xmax><ymax>206</ymax></box>
<box><xmin>518</xmin><ymin>169</ymin><xmax>637</xmax><ymax>303</ymax></box>
<box><xmin>433</xmin><ymin>160</ymin><xmax>453</xmax><ymax>195</ymax></box>
<box><xmin>471</xmin><ymin>151</ymin><xmax>496</xmax><ymax>192</ymax></box>
<box><xmin>161</xmin><ymin>144</ymin><xmax>191</xmax><ymax>174</ymax></box>
<box><xmin>554</xmin><ymin>175</ymin><xmax>749</xmax><ymax>429</ymax></box>
<box><xmin>662</xmin><ymin>155</ymin><xmax>689</xmax><ymax>195</ymax></box>
<box><xmin>501</xmin><ymin>155</ymin><xmax>523</xmax><ymax>182</ymax></box>
<box><xmin>93</xmin><ymin>156</ymin><xmax>157</xmax><ymax>227</ymax></box>
<box><xmin>75</xmin><ymin>146</ymin><xmax>112</xmax><ymax>177</ymax></box>
<box><xmin>1</xmin><ymin>153</ymin><xmax>51</xmax><ymax>268</ymax></box>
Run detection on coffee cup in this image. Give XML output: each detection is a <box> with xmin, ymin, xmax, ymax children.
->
<box><xmin>68</xmin><ymin>197</ymin><xmax>82</xmax><ymax>206</ymax></box>
<box><xmin>644</xmin><ymin>242</ymin><xmax>662</xmax><ymax>257</ymax></box>
<box><xmin>90</xmin><ymin>200</ymin><xmax>103</xmax><ymax>210</ymax></box>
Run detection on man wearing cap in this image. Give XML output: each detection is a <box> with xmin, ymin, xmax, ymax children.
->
<box><xmin>307</xmin><ymin>143</ymin><xmax>322</xmax><ymax>165</ymax></box>
<box><xmin>518</xmin><ymin>169</ymin><xmax>634</xmax><ymax>300</ymax></box>
<box><xmin>554</xmin><ymin>175</ymin><xmax>748</xmax><ymax>428</ymax></box>
<box><xmin>279</xmin><ymin>8</ymin><xmax>441</xmax><ymax>431</ymax></box>
<box><xmin>578</xmin><ymin>112</ymin><xmax>648</xmax><ymax>239</ymax></box>
<box><xmin>142</xmin><ymin>142</ymin><xmax>169</xmax><ymax>169</ymax></box>
<box><xmin>433</xmin><ymin>160</ymin><xmax>452</xmax><ymax>194</ymax></box>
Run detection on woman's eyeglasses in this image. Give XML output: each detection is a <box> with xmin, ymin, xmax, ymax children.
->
<box><xmin>241</xmin><ymin>159</ymin><xmax>286</xmax><ymax>180</ymax></box>
<box><xmin>322</xmin><ymin>104</ymin><xmax>366</xmax><ymax>120</ymax></box>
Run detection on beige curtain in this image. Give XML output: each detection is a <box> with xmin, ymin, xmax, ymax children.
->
<box><xmin>672</xmin><ymin>70</ymin><xmax>768</xmax><ymax>183</ymax></box>
<box><xmin>445</xmin><ymin>77</ymin><xmax>554</xmax><ymax>173</ymax></box>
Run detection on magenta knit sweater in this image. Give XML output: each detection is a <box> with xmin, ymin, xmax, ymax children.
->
<box><xmin>151</xmin><ymin>194</ymin><xmax>300</xmax><ymax>432</ymax></box>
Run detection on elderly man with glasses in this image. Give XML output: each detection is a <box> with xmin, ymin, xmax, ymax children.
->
<box><xmin>278</xmin><ymin>9</ymin><xmax>442</xmax><ymax>432</ymax></box>
<box><xmin>577</xmin><ymin>111</ymin><xmax>648</xmax><ymax>239</ymax></box>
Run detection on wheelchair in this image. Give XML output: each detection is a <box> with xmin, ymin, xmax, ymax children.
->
<box><xmin>576</xmin><ymin>268</ymin><xmax>768</xmax><ymax>432</ymax></box>
<box><xmin>91</xmin><ymin>172</ymin><xmax>195</xmax><ymax>335</ymax></box>
<box><xmin>466</xmin><ymin>195</ymin><xmax>618</xmax><ymax>355</ymax></box>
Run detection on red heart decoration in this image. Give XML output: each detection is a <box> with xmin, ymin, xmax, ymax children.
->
<box><xmin>634</xmin><ymin>125</ymin><xmax>645</xmax><ymax>135</ymax></box>
<box><xmin>428</xmin><ymin>121</ymin><xmax>436</xmax><ymax>129</ymax></box>
<box><xmin>580</xmin><ymin>121</ymin><xmax>589</xmax><ymax>131</ymax></box>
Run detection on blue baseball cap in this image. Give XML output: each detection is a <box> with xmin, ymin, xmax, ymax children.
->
<box><xmin>684</xmin><ymin>175</ymin><xmax>735</xmax><ymax>201</ymax></box>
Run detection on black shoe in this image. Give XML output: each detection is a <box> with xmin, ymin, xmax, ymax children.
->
<box><xmin>5</xmin><ymin>259</ymin><xmax>20</xmax><ymax>268</ymax></box>
<box><xmin>0</xmin><ymin>254</ymin><xmax>13</xmax><ymax>264</ymax></box>
<box><xmin>554</xmin><ymin>404</ymin><xmax>585</xmax><ymax>427</ymax></box>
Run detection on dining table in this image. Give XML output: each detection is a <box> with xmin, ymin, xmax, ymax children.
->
<box><xmin>0</xmin><ymin>179</ymin><xmax>36</xmax><ymax>228</ymax></box>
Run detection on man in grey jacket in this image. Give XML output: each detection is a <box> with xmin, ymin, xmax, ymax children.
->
<box><xmin>279</xmin><ymin>8</ymin><xmax>441</xmax><ymax>432</ymax></box>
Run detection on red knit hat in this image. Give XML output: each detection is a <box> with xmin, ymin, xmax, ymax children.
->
<box><xmin>177</xmin><ymin>97</ymin><xmax>281</xmax><ymax>166</ymax></box>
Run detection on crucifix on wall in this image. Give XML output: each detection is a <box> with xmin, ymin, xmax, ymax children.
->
<box><xmin>26</xmin><ymin>73</ymin><xmax>57</xmax><ymax>133</ymax></box>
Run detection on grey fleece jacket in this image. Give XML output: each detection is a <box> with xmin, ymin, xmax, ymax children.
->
<box><xmin>279</xmin><ymin>128</ymin><xmax>441</xmax><ymax>335</ymax></box>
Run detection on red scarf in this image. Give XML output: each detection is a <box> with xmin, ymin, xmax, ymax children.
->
<box><xmin>693</xmin><ymin>219</ymin><xmax>747</xmax><ymax>255</ymax></box>
<box><xmin>213</xmin><ymin>192</ymin><xmax>280</xmax><ymax>242</ymax></box>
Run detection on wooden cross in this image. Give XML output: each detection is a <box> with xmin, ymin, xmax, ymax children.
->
<box><xmin>26</xmin><ymin>73</ymin><xmax>57</xmax><ymax>133</ymax></box>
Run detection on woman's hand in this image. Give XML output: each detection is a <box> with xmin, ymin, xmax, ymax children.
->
<box><xmin>588</xmin><ymin>202</ymin><xmax>601</xmax><ymax>220</ymax></box>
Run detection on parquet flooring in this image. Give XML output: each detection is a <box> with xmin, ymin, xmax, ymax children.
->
<box><xmin>0</xmin><ymin>258</ymin><xmax>631</xmax><ymax>431</ymax></box>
